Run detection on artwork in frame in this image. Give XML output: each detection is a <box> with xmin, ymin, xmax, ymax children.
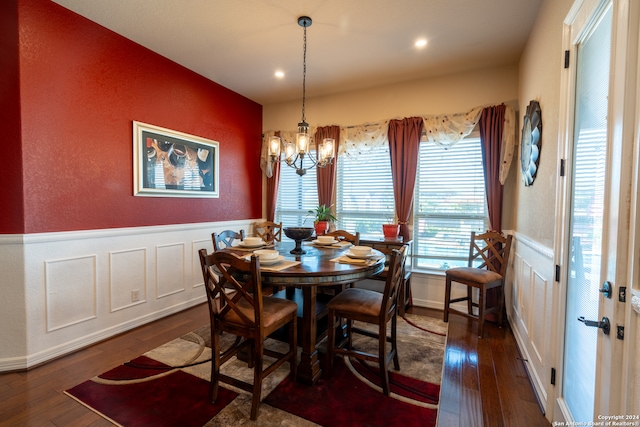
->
<box><xmin>133</xmin><ymin>121</ymin><xmax>219</xmax><ymax>198</ymax></box>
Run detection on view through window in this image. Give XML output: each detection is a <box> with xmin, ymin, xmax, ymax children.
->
<box><xmin>274</xmin><ymin>135</ymin><xmax>489</xmax><ymax>270</ymax></box>
<box><xmin>274</xmin><ymin>163</ymin><xmax>318</xmax><ymax>230</ymax></box>
<box><xmin>336</xmin><ymin>145</ymin><xmax>395</xmax><ymax>236</ymax></box>
<box><xmin>413</xmin><ymin>136</ymin><xmax>489</xmax><ymax>270</ymax></box>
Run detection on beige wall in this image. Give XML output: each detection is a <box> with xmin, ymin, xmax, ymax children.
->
<box><xmin>263</xmin><ymin>63</ymin><xmax>518</xmax><ymax>130</ymax></box>
<box><xmin>263</xmin><ymin>63</ymin><xmax>521</xmax><ymax>229</ymax></box>
<box><xmin>516</xmin><ymin>0</ymin><xmax>573</xmax><ymax>248</ymax></box>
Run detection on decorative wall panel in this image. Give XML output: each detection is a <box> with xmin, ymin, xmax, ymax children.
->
<box><xmin>110</xmin><ymin>248</ymin><xmax>147</xmax><ymax>311</ymax></box>
<box><xmin>45</xmin><ymin>255</ymin><xmax>97</xmax><ymax>331</ymax></box>
<box><xmin>191</xmin><ymin>239</ymin><xmax>213</xmax><ymax>288</ymax></box>
<box><xmin>156</xmin><ymin>243</ymin><xmax>186</xmax><ymax>298</ymax></box>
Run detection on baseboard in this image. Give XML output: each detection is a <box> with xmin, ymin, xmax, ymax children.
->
<box><xmin>508</xmin><ymin>313</ymin><xmax>548</xmax><ymax>412</ymax></box>
<box><xmin>0</xmin><ymin>297</ymin><xmax>206</xmax><ymax>372</ymax></box>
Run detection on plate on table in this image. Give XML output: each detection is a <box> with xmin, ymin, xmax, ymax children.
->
<box><xmin>259</xmin><ymin>255</ymin><xmax>285</xmax><ymax>266</ymax></box>
<box><xmin>344</xmin><ymin>250</ymin><xmax>377</xmax><ymax>259</ymax></box>
<box><xmin>238</xmin><ymin>241</ymin><xmax>265</xmax><ymax>248</ymax></box>
<box><xmin>312</xmin><ymin>239</ymin><xmax>338</xmax><ymax>246</ymax></box>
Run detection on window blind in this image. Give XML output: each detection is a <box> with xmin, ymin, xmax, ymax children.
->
<box><xmin>275</xmin><ymin>163</ymin><xmax>318</xmax><ymax>229</ymax></box>
<box><xmin>414</xmin><ymin>137</ymin><xmax>489</xmax><ymax>269</ymax></box>
<box><xmin>336</xmin><ymin>145</ymin><xmax>395</xmax><ymax>236</ymax></box>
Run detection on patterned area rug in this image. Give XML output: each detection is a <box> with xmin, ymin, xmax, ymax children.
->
<box><xmin>65</xmin><ymin>313</ymin><xmax>447</xmax><ymax>426</ymax></box>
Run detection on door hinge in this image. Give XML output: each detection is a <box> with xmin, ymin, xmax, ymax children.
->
<box><xmin>564</xmin><ymin>50</ymin><xmax>570</xmax><ymax>68</ymax></box>
<box><xmin>551</xmin><ymin>367</ymin><xmax>556</xmax><ymax>385</ymax></box>
<box><xmin>555</xmin><ymin>265</ymin><xmax>561</xmax><ymax>282</ymax></box>
<box><xmin>560</xmin><ymin>159</ymin><xmax>566</xmax><ymax>177</ymax></box>
<box><xmin>617</xmin><ymin>325</ymin><xmax>624</xmax><ymax>340</ymax></box>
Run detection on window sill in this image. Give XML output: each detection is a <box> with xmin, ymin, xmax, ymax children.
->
<box><xmin>409</xmin><ymin>267</ymin><xmax>446</xmax><ymax>278</ymax></box>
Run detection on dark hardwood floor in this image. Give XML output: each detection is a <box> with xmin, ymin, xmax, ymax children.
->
<box><xmin>0</xmin><ymin>303</ymin><xmax>550</xmax><ymax>426</ymax></box>
<box><xmin>411</xmin><ymin>306</ymin><xmax>551</xmax><ymax>427</ymax></box>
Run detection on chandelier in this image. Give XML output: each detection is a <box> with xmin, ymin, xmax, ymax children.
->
<box><xmin>267</xmin><ymin>16</ymin><xmax>335</xmax><ymax>177</ymax></box>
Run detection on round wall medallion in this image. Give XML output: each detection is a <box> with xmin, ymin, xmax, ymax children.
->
<box><xmin>521</xmin><ymin>100</ymin><xmax>542</xmax><ymax>186</ymax></box>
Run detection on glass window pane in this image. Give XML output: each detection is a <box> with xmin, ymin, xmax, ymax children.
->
<box><xmin>413</xmin><ymin>137</ymin><xmax>489</xmax><ymax>270</ymax></box>
<box><xmin>275</xmin><ymin>163</ymin><xmax>318</xmax><ymax>231</ymax></box>
<box><xmin>336</xmin><ymin>145</ymin><xmax>395</xmax><ymax>236</ymax></box>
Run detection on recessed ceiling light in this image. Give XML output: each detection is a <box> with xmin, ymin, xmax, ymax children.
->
<box><xmin>275</xmin><ymin>71</ymin><xmax>285</xmax><ymax>78</ymax></box>
<box><xmin>415</xmin><ymin>39</ymin><xmax>427</xmax><ymax>48</ymax></box>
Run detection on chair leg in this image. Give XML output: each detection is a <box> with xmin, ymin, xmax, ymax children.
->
<box><xmin>210</xmin><ymin>328</ymin><xmax>221</xmax><ymax>403</ymax></box>
<box><xmin>250</xmin><ymin>341</ymin><xmax>264</xmax><ymax>421</ymax></box>
<box><xmin>477</xmin><ymin>288</ymin><xmax>485</xmax><ymax>338</ymax></box>
<box><xmin>443</xmin><ymin>276</ymin><xmax>452</xmax><ymax>322</ymax></box>
<box><xmin>398</xmin><ymin>280</ymin><xmax>406</xmax><ymax>316</ymax></box>
<box><xmin>327</xmin><ymin>310</ymin><xmax>336</xmax><ymax>375</ymax></box>
<box><xmin>467</xmin><ymin>285</ymin><xmax>474</xmax><ymax>315</ymax></box>
<box><xmin>289</xmin><ymin>317</ymin><xmax>297</xmax><ymax>381</ymax></box>
<box><xmin>391</xmin><ymin>313</ymin><xmax>400</xmax><ymax>371</ymax></box>
<box><xmin>379</xmin><ymin>322</ymin><xmax>390</xmax><ymax>396</ymax></box>
<box><xmin>497</xmin><ymin>285</ymin><xmax>505</xmax><ymax>328</ymax></box>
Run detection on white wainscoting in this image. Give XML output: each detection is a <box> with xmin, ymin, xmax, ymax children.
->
<box><xmin>0</xmin><ymin>219</ymin><xmax>258</xmax><ymax>372</ymax></box>
<box><xmin>507</xmin><ymin>232</ymin><xmax>555</xmax><ymax>413</ymax></box>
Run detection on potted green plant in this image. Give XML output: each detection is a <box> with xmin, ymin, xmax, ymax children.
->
<box><xmin>307</xmin><ymin>204</ymin><xmax>337</xmax><ymax>236</ymax></box>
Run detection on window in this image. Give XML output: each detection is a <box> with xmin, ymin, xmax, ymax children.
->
<box><xmin>413</xmin><ymin>136</ymin><xmax>489</xmax><ymax>270</ymax></box>
<box><xmin>275</xmin><ymin>134</ymin><xmax>489</xmax><ymax>270</ymax></box>
<box><xmin>274</xmin><ymin>164</ymin><xmax>318</xmax><ymax>229</ymax></box>
<box><xmin>336</xmin><ymin>145</ymin><xmax>395</xmax><ymax>236</ymax></box>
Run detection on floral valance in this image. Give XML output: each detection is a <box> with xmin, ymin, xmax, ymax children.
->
<box><xmin>338</xmin><ymin>120</ymin><xmax>390</xmax><ymax>157</ymax></box>
<box><xmin>262</xmin><ymin>103</ymin><xmax>516</xmax><ymax>183</ymax></box>
<box><xmin>421</xmin><ymin>107</ymin><xmax>483</xmax><ymax>148</ymax></box>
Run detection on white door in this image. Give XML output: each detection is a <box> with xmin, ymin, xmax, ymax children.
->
<box><xmin>563</xmin><ymin>4</ymin><xmax>611</xmax><ymax>421</ymax></box>
<box><xmin>555</xmin><ymin>0</ymin><xmax>632</xmax><ymax>422</ymax></box>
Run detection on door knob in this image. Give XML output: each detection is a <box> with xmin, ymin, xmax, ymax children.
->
<box><xmin>599</xmin><ymin>281</ymin><xmax>612</xmax><ymax>298</ymax></box>
<box><xmin>578</xmin><ymin>316</ymin><xmax>610</xmax><ymax>335</ymax></box>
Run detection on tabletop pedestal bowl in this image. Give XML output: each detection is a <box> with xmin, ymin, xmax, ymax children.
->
<box><xmin>283</xmin><ymin>227</ymin><xmax>314</xmax><ymax>255</ymax></box>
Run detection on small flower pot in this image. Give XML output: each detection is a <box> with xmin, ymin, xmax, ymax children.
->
<box><xmin>382</xmin><ymin>224</ymin><xmax>400</xmax><ymax>239</ymax></box>
<box><xmin>314</xmin><ymin>221</ymin><xmax>329</xmax><ymax>236</ymax></box>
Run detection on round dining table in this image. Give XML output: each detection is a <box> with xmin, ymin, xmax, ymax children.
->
<box><xmin>224</xmin><ymin>240</ymin><xmax>385</xmax><ymax>385</ymax></box>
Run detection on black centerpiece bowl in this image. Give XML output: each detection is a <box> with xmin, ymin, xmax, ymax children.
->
<box><xmin>283</xmin><ymin>227</ymin><xmax>314</xmax><ymax>255</ymax></box>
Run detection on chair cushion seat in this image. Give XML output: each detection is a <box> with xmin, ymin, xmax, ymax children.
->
<box><xmin>446</xmin><ymin>266</ymin><xmax>502</xmax><ymax>284</ymax></box>
<box><xmin>327</xmin><ymin>288</ymin><xmax>388</xmax><ymax>317</ymax></box>
<box><xmin>224</xmin><ymin>296</ymin><xmax>297</xmax><ymax>332</ymax></box>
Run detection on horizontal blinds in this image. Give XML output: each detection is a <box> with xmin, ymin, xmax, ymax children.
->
<box><xmin>275</xmin><ymin>163</ymin><xmax>318</xmax><ymax>227</ymax></box>
<box><xmin>336</xmin><ymin>145</ymin><xmax>394</xmax><ymax>235</ymax></box>
<box><xmin>414</xmin><ymin>137</ymin><xmax>488</xmax><ymax>268</ymax></box>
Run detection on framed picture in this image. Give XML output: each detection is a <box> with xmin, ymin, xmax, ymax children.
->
<box><xmin>133</xmin><ymin>121</ymin><xmax>219</xmax><ymax>198</ymax></box>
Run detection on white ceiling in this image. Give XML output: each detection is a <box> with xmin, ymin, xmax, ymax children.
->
<box><xmin>52</xmin><ymin>0</ymin><xmax>542</xmax><ymax>106</ymax></box>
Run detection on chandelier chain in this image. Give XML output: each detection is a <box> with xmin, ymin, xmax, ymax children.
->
<box><xmin>301</xmin><ymin>23</ymin><xmax>307</xmax><ymax>124</ymax></box>
<box><xmin>262</xmin><ymin>16</ymin><xmax>333</xmax><ymax>178</ymax></box>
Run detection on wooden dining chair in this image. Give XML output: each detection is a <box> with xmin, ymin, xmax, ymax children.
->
<box><xmin>443</xmin><ymin>230</ymin><xmax>513</xmax><ymax>338</ymax></box>
<box><xmin>326</xmin><ymin>246</ymin><xmax>407</xmax><ymax>396</ymax></box>
<box><xmin>352</xmin><ymin>244</ymin><xmax>412</xmax><ymax>315</ymax></box>
<box><xmin>211</xmin><ymin>229</ymin><xmax>245</xmax><ymax>252</ymax></box>
<box><xmin>324</xmin><ymin>229</ymin><xmax>360</xmax><ymax>245</ymax></box>
<box><xmin>198</xmin><ymin>249</ymin><xmax>297</xmax><ymax>420</ymax></box>
<box><xmin>322</xmin><ymin>229</ymin><xmax>361</xmax><ymax>294</ymax></box>
<box><xmin>253</xmin><ymin>221</ymin><xmax>282</xmax><ymax>244</ymax></box>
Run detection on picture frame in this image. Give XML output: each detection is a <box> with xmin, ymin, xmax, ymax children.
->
<box><xmin>133</xmin><ymin>121</ymin><xmax>219</xmax><ymax>198</ymax></box>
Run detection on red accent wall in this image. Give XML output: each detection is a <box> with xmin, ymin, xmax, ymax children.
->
<box><xmin>8</xmin><ymin>0</ymin><xmax>262</xmax><ymax>234</ymax></box>
<box><xmin>0</xmin><ymin>0</ymin><xmax>25</xmax><ymax>233</ymax></box>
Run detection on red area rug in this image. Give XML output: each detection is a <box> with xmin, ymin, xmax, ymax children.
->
<box><xmin>264</xmin><ymin>356</ymin><xmax>439</xmax><ymax>427</ymax></box>
<box><xmin>65</xmin><ymin>313</ymin><xmax>447</xmax><ymax>426</ymax></box>
<box><xmin>65</xmin><ymin>355</ymin><xmax>237</xmax><ymax>427</ymax></box>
